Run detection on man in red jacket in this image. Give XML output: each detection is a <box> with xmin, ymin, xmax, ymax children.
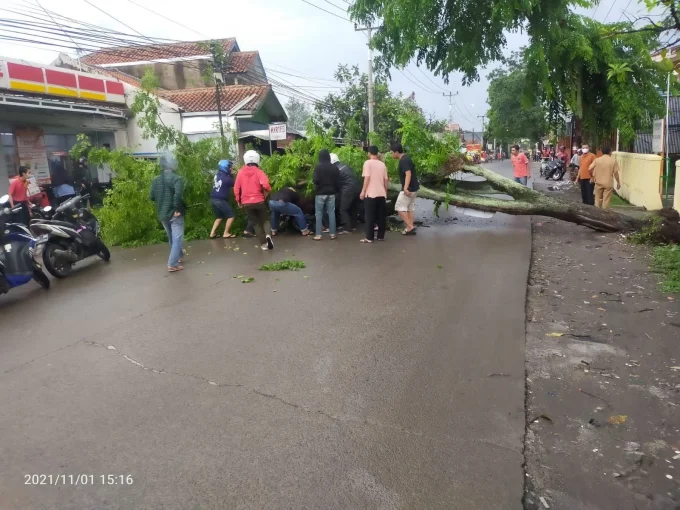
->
<box><xmin>234</xmin><ymin>150</ymin><xmax>274</xmax><ymax>250</ymax></box>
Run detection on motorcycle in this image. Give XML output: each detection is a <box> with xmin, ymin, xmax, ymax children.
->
<box><xmin>0</xmin><ymin>195</ymin><xmax>50</xmax><ymax>295</ymax></box>
<box><xmin>29</xmin><ymin>194</ymin><xmax>110</xmax><ymax>279</ymax></box>
<box><xmin>544</xmin><ymin>160</ymin><xmax>567</xmax><ymax>181</ymax></box>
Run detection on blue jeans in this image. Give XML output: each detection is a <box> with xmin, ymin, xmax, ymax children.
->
<box><xmin>161</xmin><ymin>215</ymin><xmax>184</xmax><ymax>267</ymax></box>
<box><xmin>269</xmin><ymin>200</ymin><xmax>307</xmax><ymax>232</ymax></box>
<box><xmin>514</xmin><ymin>176</ymin><xmax>528</xmax><ymax>186</ymax></box>
<box><xmin>315</xmin><ymin>195</ymin><xmax>335</xmax><ymax>235</ymax></box>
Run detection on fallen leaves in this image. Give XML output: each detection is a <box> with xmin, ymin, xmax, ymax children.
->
<box><xmin>608</xmin><ymin>415</ymin><xmax>628</xmax><ymax>425</ymax></box>
<box><xmin>546</xmin><ymin>332</ymin><xmax>564</xmax><ymax>337</ymax></box>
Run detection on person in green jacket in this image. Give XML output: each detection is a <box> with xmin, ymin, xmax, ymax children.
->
<box><xmin>150</xmin><ymin>153</ymin><xmax>186</xmax><ymax>272</ymax></box>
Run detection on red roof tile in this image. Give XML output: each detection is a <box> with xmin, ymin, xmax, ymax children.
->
<box><xmin>159</xmin><ymin>84</ymin><xmax>271</xmax><ymax>113</ymax></box>
<box><xmin>81</xmin><ymin>39</ymin><xmax>237</xmax><ymax>66</ymax></box>
<box><xmin>224</xmin><ymin>51</ymin><xmax>258</xmax><ymax>74</ymax></box>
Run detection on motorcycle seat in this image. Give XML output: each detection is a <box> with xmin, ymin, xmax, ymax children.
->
<box><xmin>32</xmin><ymin>220</ymin><xmax>78</xmax><ymax>229</ymax></box>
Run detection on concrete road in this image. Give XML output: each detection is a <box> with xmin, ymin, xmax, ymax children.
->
<box><xmin>0</xmin><ymin>185</ymin><xmax>530</xmax><ymax>509</ymax></box>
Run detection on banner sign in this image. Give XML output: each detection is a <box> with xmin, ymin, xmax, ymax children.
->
<box><xmin>268</xmin><ymin>123</ymin><xmax>287</xmax><ymax>141</ymax></box>
<box><xmin>15</xmin><ymin>128</ymin><xmax>51</xmax><ymax>184</ymax></box>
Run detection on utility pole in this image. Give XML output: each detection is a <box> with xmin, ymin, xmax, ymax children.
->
<box><xmin>355</xmin><ymin>24</ymin><xmax>377</xmax><ymax>141</ymax></box>
<box><xmin>210</xmin><ymin>43</ymin><xmax>226</xmax><ymax>142</ymax></box>
<box><xmin>477</xmin><ymin>115</ymin><xmax>486</xmax><ymax>148</ymax></box>
<box><xmin>442</xmin><ymin>92</ymin><xmax>459</xmax><ymax>125</ymax></box>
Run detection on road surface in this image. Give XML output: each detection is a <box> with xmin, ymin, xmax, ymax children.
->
<box><xmin>0</xmin><ymin>166</ymin><xmax>530</xmax><ymax>509</ymax></box>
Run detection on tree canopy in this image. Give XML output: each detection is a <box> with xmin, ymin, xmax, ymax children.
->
<box><xmin>284</xmin><ymin>97</ymin><xmax>312</xmax><ymax>131</ymax></box>
<box><xmin>486</xmin><ymin>55</ymin><xmax>548</xmax><ymax>145</ymax></box>
<box><xmin>350</xmin><ymin>0</ymin><xmax>675</xmax><ymax>144</ymax></box>
<box><xmin>314</xmin><ymin>64</ymin><xmax>424</xmax><ymax>145</ymax></box>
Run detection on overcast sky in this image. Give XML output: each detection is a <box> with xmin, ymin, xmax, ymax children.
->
<box><xmin>1</xmin><ymin>0</ymin><xmax>644</xmax><ymax>131</ymax></box>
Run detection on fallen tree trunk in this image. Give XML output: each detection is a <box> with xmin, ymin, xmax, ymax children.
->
<box><xmin>390</xmin><ymin>162</ymin><xmax>668</xmax><ymax>235</ymax></box>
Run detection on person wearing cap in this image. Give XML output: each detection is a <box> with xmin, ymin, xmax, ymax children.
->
<box><xmin>150</xmin><ymin>153</ymin><xmax>186</xmax><ymax>272</ymax></box>
<box><xmin>209</xmin><ymin>159</ymin><xmax>236</xmax><ymax>239</ymax></box>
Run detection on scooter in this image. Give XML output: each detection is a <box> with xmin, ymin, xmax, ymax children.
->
<box><xmin>544</xmin><ymin>160</ymin><xmax>567</xmax><ymax>181</ymax></box>
<box><xmin>29</xmin><ymin>194</ymin><xmax>110</xmax><ymax>279</ymax></box>
<box><xmin>0</xmin><ymin>195</ymin><xmax>50</xmax><ymax>295</ymax></box>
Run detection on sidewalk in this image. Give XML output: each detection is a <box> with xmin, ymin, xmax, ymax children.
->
<box><xmin>524</xmin><ymin>168</ymin><xmax>680</xmax><ymax>509</ymax></box>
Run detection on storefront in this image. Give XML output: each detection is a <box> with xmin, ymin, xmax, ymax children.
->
<box><xmin>0</xmin><ymin>59</ymin><xmax>129</xmax><ymax>197</ymax></box>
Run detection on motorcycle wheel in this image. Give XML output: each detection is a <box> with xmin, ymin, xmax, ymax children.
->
<box><xmin>33</xmin><ymin>269</ymin><xmax>50</xmax><ymax>289</ymax></box>
<box><xmin>552</xmin><ymin>172</ymin><xmax>563</xmax><ymax>181</ymax></box>
<box><xmin>43</xmin><ymin>243</ymin><xmax>73</xmax><ymax>279</ymax></box>
<box><xmin>97</xmin><ymin>241</ymin><xmax>111</xmax><ymax>261</ymax></box>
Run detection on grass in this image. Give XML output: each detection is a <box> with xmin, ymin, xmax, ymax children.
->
<box><xmin>609</xmin><ymin>193</ymin><xmax>631</xmax><ymax>207</ymax></box>
<box><xmin>652</xmin><ymin>244</ymin><xmax>680</xmax><ymax>293</ymax></box>
<box><xmin>258</xmin><ymin>259</ymin><xmax>306</xmax><ymax>271</ymax></box>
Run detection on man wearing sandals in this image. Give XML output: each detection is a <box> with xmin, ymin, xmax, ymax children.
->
<box><xmin>391</xmin><ymin>143</ymin><xmax>419</xmax><ymax>235</ymax></box>
<box><xmin>360</xmin><ymin>146</ymin><xmax>389</xmax><ymax>243</ymax></box>
<box><xmin>150</xmin><ymin>153</ymin><xmax>186</xmax><ymax>273</ymax></box>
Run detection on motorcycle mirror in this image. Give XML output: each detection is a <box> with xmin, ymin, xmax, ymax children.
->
<box><xmin>0</xmin><ymin>195</ymin><xmax>8</xmax><ymax>205</ymax></box>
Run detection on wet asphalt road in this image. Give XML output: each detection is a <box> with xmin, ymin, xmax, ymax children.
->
<box><xmin>0</xmin><ymin>161</ymin><xmax>530</xmax><ymax>509</ymax></box>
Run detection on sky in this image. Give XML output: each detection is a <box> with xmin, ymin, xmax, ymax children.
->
<box><xmin>0</xmin><ymin>0</ymin><xmax>648</xmax><ymax>131</ymax></box>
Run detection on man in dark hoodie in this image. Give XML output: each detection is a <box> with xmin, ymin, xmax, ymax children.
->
<box><xmin>330</xmin><ymin>153</ymin><xmax>361</xmax><ymax>233</ymax></box>
<box><xmin>312</xmin><ymin>149</ymin><xmax>340</xmax><ymax>240</ymax></box>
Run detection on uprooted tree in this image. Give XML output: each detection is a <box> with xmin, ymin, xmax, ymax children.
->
<box><xmin>73</xmin><ymin>67</ymin><xmax>678</xmax><ymax>247</ymax></box>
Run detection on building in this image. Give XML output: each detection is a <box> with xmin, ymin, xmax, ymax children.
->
<box><xmin>0</xmin><ymin>38</ymin><xmax>288</xmax><ymax>195</ymax></box>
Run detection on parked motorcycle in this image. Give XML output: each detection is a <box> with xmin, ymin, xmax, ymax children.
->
<box><xmin>29</xmin><ymin>194</ymin><xmax>110</xmax><ymax>279</ymax></box>
<box><xmin>0</xmin><ymin>195</ymin><xmax>50</xmax><ymax>294</ymax></box>
<box><xmin>544</xmin><ymin>160</ymin><xmax>567</xmax><ymax>181</ymax></box>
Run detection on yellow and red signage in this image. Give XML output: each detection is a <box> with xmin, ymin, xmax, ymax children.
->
<box><xmin>0</xmin><ymin>59</ymin><xmax>125</xmax><ymax>104</ymax></box>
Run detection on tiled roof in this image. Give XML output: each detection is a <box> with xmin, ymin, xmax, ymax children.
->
<box><xmin>159</xmin><ymin>84</ymin><xmax>271</xmax><ymax>113</ymax></box>
<box><xmin>224</xmin><ymin>51</ymin><xmax>258</xmax><ymax>74</ymax></box>
<box><xmin>97</xmin><ymin>69</ymin><xmax>142</xmax><ymax>88</ymax></box>
<box><xmin>81</xmin><ymin>38</ymin><xmax>237</xmax><ymax>66</ymax></box>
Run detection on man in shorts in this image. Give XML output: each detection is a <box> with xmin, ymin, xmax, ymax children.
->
<box><xmin>391</xmin><ymin>143</ymin><xmax>419</xmax><ymax>235</ymax></box>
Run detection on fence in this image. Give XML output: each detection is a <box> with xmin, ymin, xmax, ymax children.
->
<box><xmin>613</xmin><ymin>152</ymin><xmax>664</xmax><ymax>210</ymax></box>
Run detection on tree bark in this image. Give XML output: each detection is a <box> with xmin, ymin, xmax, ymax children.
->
<box><xmin>390</xmin><ymin>163</ymin><xmax>648</xmax><ymax>233</ymax></box>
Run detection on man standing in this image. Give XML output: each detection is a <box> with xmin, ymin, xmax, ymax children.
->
<box><xmin>8</xmin><ymin>166</ymin><xmax>31</xmax><ymax>225</ymax></box>
<box><xmin>150</xmin><ymin>153</ymin><xmax>186</xmax><ymax>273</ymax></box>
<box><xmin>575</xmin><ymin>144</ymin><xmax>596</xmax><ymax>205</ymax></box>
<box><xmin>360</xmin><ymin>146</ymin><xmax>389</xmax><ymax>243</ymax></box>
<box><xmin>330</xmin><ymin>153</ymin><xmax>361</xmax><ymax>233</ymax></box>
<box><xmin>589</xmin><ymin>147</ymin><xmax>621</xmax><ymax>209</ymax></box>
<box><xmin>510</xmin><ymin>145</ymin><xmax>530</xmax><ymax>185</ymax></box>
<box><xmin>391</xmin><ymin>143</ymin><xmax>419</xmax><ymax>235</ymax></box>
<box><xmin>312</xmin><ymin>149</ymin><xmax>340</xmax><ymax>240</ymax></box>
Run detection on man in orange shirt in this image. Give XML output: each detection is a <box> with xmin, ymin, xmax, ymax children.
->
<box><xmin>575</xmin><ymin>143</ymin><xmax>596</xmax><ymax>205</ymax></box>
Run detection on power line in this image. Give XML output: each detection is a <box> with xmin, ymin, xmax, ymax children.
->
<box><xmin>125</xmin><ymin>0</ymin><xmax>210</xmax><ymax>38</ymax></box>
<box><xmin>300</xmin><ymin>0</ymin><xmax>350</xmax><ymax>21</ymax></box>
<box><xmin>318</xmin><ymin>0</ymin><xmax>348</xmax><ymax>12</ymax></box>
<box><xmin>416</xmin><ymin>66</ymin><xmax>447</xmax><ymax>92</ymax></box>
<box><xmin>603</xmin><ymin>0</ymin><xmax>618</xmax><ymax>21</ymax></box>
<box><xmin>82</xmin><ymin>0</ymin><xmax>154</xmax><ymax>42</ymax></box>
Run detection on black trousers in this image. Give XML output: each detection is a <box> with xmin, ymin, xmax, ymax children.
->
<box><xmin>339</xmin><ymin>190</ymin><xmax>361</xmax><ymax>230</ymax></box>
<box><xmin>243</xmin><ymin>202</ymin><xmax>271</xmax><ymax>244</ymax></box>
<box><xmin>364</xmin><ymin>196</ymin><xmax>386</xmax><ymax>241</ymax></box>
<box><xmin>579</xmin><ymin>179</ymin><xmax>595</xmax><ymax>205</ymax></box>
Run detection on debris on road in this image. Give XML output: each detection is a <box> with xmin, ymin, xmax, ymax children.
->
<box><xmin>539</xmin><ymin>496</ymin><xmax>550</xmax><ymax>508</ymax></box>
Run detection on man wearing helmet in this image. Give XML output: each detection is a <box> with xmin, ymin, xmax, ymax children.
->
<box><xmin>234</xmin><ymin>150</ymin><xmax>274</xmax><ymax>250</ymax></box>
<box><xmin>209</xmin><ymin>159</ymin><xmax>236</xmax><ymax>239</ymax></box>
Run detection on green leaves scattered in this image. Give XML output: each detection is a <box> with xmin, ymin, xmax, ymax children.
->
<box><xmin>259</xmin><ymin>259</ymin><xmax>306</xmax><ymax>271</ymax></box>
<box><xmin>436</xmin><ymin>264</ymin><xmax>444</xmax><ymax>269</ymax></box>
<box><xmin>234</xmin><ymin>275</ymin><xmax>254</xmax><ymax>283</ymax></box>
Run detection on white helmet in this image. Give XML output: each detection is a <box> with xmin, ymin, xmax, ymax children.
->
<box><xmin>243</xmin><ymin>150</ymin><xmax>261</xmax><ymax>166</ymax></box>
<box><xmin>329</xmin><ymin>153</ymin><xmax>339</xmax><ymax>165</ymax></box>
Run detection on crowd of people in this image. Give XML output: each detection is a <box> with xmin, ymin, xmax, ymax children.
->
<box><xmin>149</xmin><ymin>143</ymin><xmax>420</xmax><ymax>273</ymax></box>
<box><xmin>509</xmin><ymin>143</ymin><xmax>621</xmax><ymax>209</ymax></box>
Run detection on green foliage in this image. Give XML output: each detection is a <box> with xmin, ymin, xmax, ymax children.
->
<box><xmin>486</xmin><ymin>54</ymin><xmax>548</xmax><ymax>144</ymax></box>
<box><xmin>315</xmin><ymin>63</ymin><xmax>424</xmax><ymax>144</ymax></box>
<box><xmin>628</xmin><ymin>216</ymin><xmax>663</xmax><ymax>245</ymax></box>
<box><xmin>350</xmin><ymin>0</ymin><xmax>672</xmax><ymax>145</ymax></box>
<box><xmin>71</xmin><ymin>70</ymin><xmax>242</xmax><ymax>247</ymax></box>
<box><xmin>259</xmin><ymin>259</ymin><xmax>306</xmax><ymax>271</ymax></box>
<box><xmin>652</xmin><ymin>244</ymin><xmax>680</xmax><ymax>293</ymax></box>
<box><xmin>397</xmin><ymin>109</ymin><xmax>460</xmax><ymax>178</ymax></box>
